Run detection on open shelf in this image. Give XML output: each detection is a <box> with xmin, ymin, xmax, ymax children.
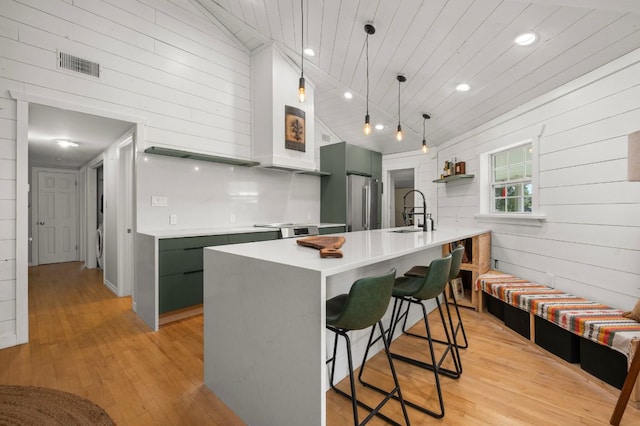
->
<box><xmin>144</xmin><ymin>146</ymin><xmax>260</xmax><ymax>167</ymax></box>
<box><xmin>442</xmin><ymin>232</ymin><xmax>491</xmax><ymax>311</ymax></box>
<box><xmin>433</xmin><ymin>174</ymin><xmax>474</xmax><ymax>183</ymax></box>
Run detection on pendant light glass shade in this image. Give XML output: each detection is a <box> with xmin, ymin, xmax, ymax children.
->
<box><xmin>421</xmin><ymin>113</ymin><xmax>430</xmax><ymax>153</ymax></box>
<box><xmin>298</xmin><ymin>76</ymin><xmax>305</xmax><ymax>103</ymax></box>
<box><xmin>298</xmin><ymin>0</ymin><xmax>305</xmax><ymax>103</ymax></box>
<box><xmin>396</xmin><ymin>74</ymin><xmax>406</xmax><ymax>141</ymax></box>
<box><xmin>396</xmin><ymin>124</ymin><xmax>403</xmax><ymax>141</ymax></box>
<box><xmin>363</xmin><ymin>24</ymin><xmax>375</xmax><ymax>135</ymax></box>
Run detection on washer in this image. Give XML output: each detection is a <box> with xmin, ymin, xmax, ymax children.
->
<box><xmin>96</xmin><ymin>224</ymin><xmax>104</xmax><ymax>269</ymax></box>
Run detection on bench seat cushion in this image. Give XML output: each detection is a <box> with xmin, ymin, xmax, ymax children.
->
<box><xmin>476</xmin><ymin>273</ymin><xmax>640</xmax><ymax>364</ymax></box>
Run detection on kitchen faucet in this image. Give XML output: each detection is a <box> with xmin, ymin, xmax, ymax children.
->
<box><xmin>402</xmin><ymin>189</ymin><xmax>431</xmax><ymax>231</ymax></box>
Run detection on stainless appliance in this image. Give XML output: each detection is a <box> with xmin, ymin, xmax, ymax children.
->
<box><xmin>347</xmin><ymin>175</ymin><xmax>381</xmax><ymax>231</ymax></box>
<box><xmin>254</xmin><ymin>223</ymin><xmax>319</xmax><ymax>239</ymax></box>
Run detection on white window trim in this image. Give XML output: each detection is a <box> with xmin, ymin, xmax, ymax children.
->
<box><xmin>476</xmin><ymin>137</ymin><xmax>546</xmax><ymax>227</ymax></box>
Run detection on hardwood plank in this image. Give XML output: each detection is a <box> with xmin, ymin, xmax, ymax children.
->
<box><xmin>2</xmin><ymin>262</ymin><xmax>640</xmax><ymax>425</ymax></box>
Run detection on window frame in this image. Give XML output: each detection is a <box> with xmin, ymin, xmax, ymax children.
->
<box><xmin>491</xmin><ymin>143</ymin><xmax>533</xmax><ymax>214</ymax></box>
<box><xmin>476</xmin><ymin>137</ymin><xmax>545</xmax><ymax>226</ymax></box>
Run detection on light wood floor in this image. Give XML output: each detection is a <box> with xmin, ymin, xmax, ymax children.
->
<box><xmin>1</xmin><ymin>262</ymin><xmax>639</xmax><ymax>425</ymax></box>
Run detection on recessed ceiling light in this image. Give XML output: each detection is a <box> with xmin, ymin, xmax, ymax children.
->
<box><xmin>344</xmin><ymin>91</ymin><xmax>353</xmax><ymax>99</ymax></box>
<box><xmin>303</xmin><ymin>48</ymin><xmax>315</xmax><ymax>56</ymax></box>
<box><xmin>456</xmin><ymin>83</ymin><xmax>470</xmax><ymax>92</ymax></box>
<box><xmin>515</xmin><ymin>32</ymin><xmax>536</xmax><ymax>46</ymax></box>
<box><xmin>375</xmin><ymin>124</ymin><xmax>384</xmax><ymax>130</ymax></box>
<box><xmin>55</xmin><ymin>139</ymin><xmax>78</xmax><ymax>148</ymax></box>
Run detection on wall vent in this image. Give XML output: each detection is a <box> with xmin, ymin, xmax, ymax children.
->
<box><xmin>58</xmin><ymin>51</ymin><xmax>100</xmax><ymax>78</ymax></box>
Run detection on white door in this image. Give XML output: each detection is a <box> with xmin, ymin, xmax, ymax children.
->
<box><xmin>38</xmin><ymin>171</ymin><xmax>78</xmax><ymax>264</ymax></box>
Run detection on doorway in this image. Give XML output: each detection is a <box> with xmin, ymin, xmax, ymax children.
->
<box><xmin>389</xmin><ymin>168</ymin><xmax>415</xmax><ymax>227</ymax></box>
<box><xmin>12</xmin><ymin>90</ymin><xmax>142</xmax><ymax>346</ymax></box>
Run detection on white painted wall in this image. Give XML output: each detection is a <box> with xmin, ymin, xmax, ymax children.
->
<box><xmin>137</xmin><ymin>154</ymin><xmax>320</xmax><ymax>232</ymax></box>
<box><xmin>0</xmin><ymin>0</ymin><xmax>254</xmax><ymax>349</ymax></box>
<box><xmin>434</xmin><ymin>48</ymin><xmax>640</xmax><ymax>311</ymax></box>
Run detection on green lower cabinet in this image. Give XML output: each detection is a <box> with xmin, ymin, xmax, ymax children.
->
<box><xmin>227</xmin><ymin>231</ymin><xmax>279</xmax><ymax>244</ymax></box>
<box><xmin>159</xmin><ymin>271</ymin><xmax>203</xmax><ymax>314</ymax></box>
<box><xmin>158</xmin><ymin>231</ymin><xmax>279</xmax><ymax>315</ymax></box>
<box><xmin>158</xmin><ymin>248</ymin><xmax>203</xmax><ymax>275</ymax></box>
<box><xmin>319</xmin><ymin>226</ymin><xmax>346</xmax><ymax>235</ymax></box>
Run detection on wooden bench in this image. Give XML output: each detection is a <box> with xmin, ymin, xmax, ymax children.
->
<box><xmin>475</xmin><ymin>272</ymin><xmax>640</xmax><ymax>405</ymax></box>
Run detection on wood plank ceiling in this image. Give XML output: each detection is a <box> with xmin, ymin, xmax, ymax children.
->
<box><xmin>195</xmin><ymin>0</ymin><xmax>640</xmax><ymax>155</ymax></box>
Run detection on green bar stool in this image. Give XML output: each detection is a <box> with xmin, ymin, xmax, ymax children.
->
<box><xmin>405</xmin><ymin>245</ymin><xmax>468</xmax><ymax>351</ymax></box>
<box><xmin>359</xmin><ymin>254</ymin><xmax>458</xmax><ymax>419</ymax></box>
<box><xmin>326</xmin><ymin>268</ymin><xmax>410</xmax><ymax>426</ymax></box>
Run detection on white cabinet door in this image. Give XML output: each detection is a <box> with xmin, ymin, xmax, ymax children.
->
<box><xmin>38</xmin><ymin>171</ymin><xmax>77</xmax><ymax>264</ymax></box>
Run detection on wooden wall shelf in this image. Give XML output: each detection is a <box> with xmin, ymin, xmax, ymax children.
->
<box><xmin>433</xmin><ymin>174</ymin><xmax>474</xmax><ymax>183</ymax></box>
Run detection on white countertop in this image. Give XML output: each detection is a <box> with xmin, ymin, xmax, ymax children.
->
<box><xmin>206</xmin><ymin>226</ymin><xmax>489</xmax><ymax>276</ymax></box>
<box><xmin>138</xmin><ymin>223</ymin><xmax>346</xmax><ymax>239</ymax></box>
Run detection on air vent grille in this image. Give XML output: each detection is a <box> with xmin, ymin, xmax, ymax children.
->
<box><xmin>58</xmin><ymin>51</ymin><xmax>100</xmax><ymax>78</ymax></box>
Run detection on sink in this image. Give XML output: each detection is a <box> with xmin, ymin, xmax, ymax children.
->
<box><xmin>390</xmin><ymin>228</ymin><xmax>423</xmax><ymax>233</ymax></box>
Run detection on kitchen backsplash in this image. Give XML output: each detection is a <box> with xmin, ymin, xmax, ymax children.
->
<box><xmin>136</xmin><ymin>153</ymin><xmax>321</xmax><ymax>232</ymax></box>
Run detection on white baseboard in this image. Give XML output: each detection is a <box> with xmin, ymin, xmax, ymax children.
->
<box><xmin>104</xmin><ymin>279</ymin><xmax>118</xmax><ymax>295</ymax></box>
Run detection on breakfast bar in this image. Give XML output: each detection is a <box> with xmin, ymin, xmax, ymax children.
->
<box><xmin>203</xmin><ymin>226</ymin><xmax>489</xmax><ymax>426</ymax></box>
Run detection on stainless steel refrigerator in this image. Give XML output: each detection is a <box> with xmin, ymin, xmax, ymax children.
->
<box><xmin>347</xmin><ymin>175</ymin><xmax>381</xmax><ymax>231</ymax></box>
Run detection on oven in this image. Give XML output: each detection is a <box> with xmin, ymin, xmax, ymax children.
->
<box><xmin>254</xmin><ymin>223</ymin><xmax>320</xmax><ymax>239</ymax></box>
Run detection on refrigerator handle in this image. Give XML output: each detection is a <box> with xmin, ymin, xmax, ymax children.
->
<box><xmin>365</xmin><ymin>185</ymin><xmax>371</xmax><ymax>229</ymax></box>
<box><xmin>362</xmin><ymin>186</ymin><xmax>367</xmax><ymax>229</ymax></box>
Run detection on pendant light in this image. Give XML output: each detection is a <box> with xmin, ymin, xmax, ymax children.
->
<box><xmin>363</xmin><ymin>24</ymin><xmax>375</xmax><ymax>135</ymax></box>
<box><xmin>421</xmin><ymin>113</ymin><xmax>431</xmax><ymax>154</ymax></box>
<box><xmin>396</xmin><ymin>74</ymin><xmax>406</xmax><ymax>141</ymax></box>
<box><xmin>298</xmin><ymin>0</ymin><xmax>305</xmax><ymax>103</ymax></box>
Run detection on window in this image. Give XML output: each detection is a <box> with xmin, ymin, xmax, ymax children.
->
<box><xmin>491</xmin><ymin>143</ymin><xmax>532</xmax><ymax>213</ymax></box>
<box><xmin>476</xmin><ymin>138</ymin><xmax>544</xmax><ymax>226</ymax></box>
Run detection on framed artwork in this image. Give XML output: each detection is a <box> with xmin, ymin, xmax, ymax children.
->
<box><xmin>285</xmin><ymin>105</ymin><xmax>305</xmax><ymax>152</ymax></box>
<box><xmin>451</xmin><ymin>278</ymin><xmax>465</xmax><ymax>301</ymax></box>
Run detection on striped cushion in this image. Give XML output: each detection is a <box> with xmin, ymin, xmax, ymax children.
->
<box><xmin>476</xmin><ymin>273</ymin><xmax>640</xmax><ymax>361</ymax></box>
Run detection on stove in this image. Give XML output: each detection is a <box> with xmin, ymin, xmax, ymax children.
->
<box><xmin>254</xmin><ymin>223</ymin><xmax>320</xmax><ymax>239</ymax></box>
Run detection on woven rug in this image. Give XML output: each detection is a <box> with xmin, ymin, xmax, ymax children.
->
<box><xmin>0</xmin><ymin>385</ymin><xmax>114</xmax><ymax>425</ymax></box>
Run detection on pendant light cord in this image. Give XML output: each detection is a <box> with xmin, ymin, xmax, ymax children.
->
<box><xmin>300</xmin><ymin>0</ymin><xmax>304</xmax><ymax>79</ymax></box>
<box><xmin>397</xmin><ymin>78</ymin><xmax>401</xmax><ymax>124</ymax></box>
<box><xmin>366</xmin><ymin>33</ymin><xmax>369</xmax><ymax>116</ymax></box>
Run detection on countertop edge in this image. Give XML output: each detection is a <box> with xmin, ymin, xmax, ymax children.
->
<box><xmin>138</xmin><ymin>223</ymin><xmax>347</xmax><ymax>239</ymax></box>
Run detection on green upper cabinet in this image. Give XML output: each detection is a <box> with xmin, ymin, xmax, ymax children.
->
<box><xmin>346</xmin><ymin>144</ymin><xmax>372</xmax><ymax>177</ymax></box>
<box><xmin>320</xmin><ymin>142</ymin><xmax>382</xmax><ymax>224</ymax></box>
<box><xmin>370</xmin><ymin>150</ymin><xmax>382</xmax><ymax>180</ymax></box>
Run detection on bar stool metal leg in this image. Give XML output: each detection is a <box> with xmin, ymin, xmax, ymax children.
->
<box><xmin>359</xmin><ymin>255</ymin><xmax>456</xmax><ymax>419</ymax></box>
<box><xmin>327</xmin><ymin>320</ymin><xmax>410</xmax><ymax>426</ymax></box>
<box><xmin>325</xmin><ymin>269</ymin><xmax>410</xmax><ymax>425</ymax></box>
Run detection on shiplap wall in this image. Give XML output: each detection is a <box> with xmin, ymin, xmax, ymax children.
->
<box><xmin>435</xmin><ymin>48</ymin><xmax>640</xmax><ymax>311</ymax></box>
<box><xmin>0</xmin><ymin>0</ymin><xmax>254</xmax><ymax>348</ymax></box>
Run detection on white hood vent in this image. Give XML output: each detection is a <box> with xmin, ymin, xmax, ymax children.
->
<box><xmin>251</xmin><ymin>44</ymin><xmax>316</xmax><ymax>172</ymax></box>
<box><xmin>58</xmin><ymin>51</ymin><xmax>100</xmax><ymax>78</ymax></box>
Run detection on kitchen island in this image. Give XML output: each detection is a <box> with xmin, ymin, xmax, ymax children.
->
<box><xmin>203</xmin><ymin>226</ymin><xmax>490</xmax><ymax>426</ymax></box>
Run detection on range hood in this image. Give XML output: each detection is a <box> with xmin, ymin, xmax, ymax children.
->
<box><xmin>251</xmin><ymin>44</ymin><xmax>317</xmax><ymax>172</ymax></box>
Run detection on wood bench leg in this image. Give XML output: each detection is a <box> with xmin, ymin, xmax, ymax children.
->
<box><xmin>610</xmin><ymin>347</ymin><xmax>640</xmax><ymax>425</ymax></box>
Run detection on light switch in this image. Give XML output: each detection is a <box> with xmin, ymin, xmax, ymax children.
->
<box><xmin>170</xmin><ymin>214</ymin><xmax>177</xmax><ymax>225</ymax></box>
<box><xmin>152</xmin><ymin>196</ymin><xmax>168</xmax><ymax>207</ymax></box>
